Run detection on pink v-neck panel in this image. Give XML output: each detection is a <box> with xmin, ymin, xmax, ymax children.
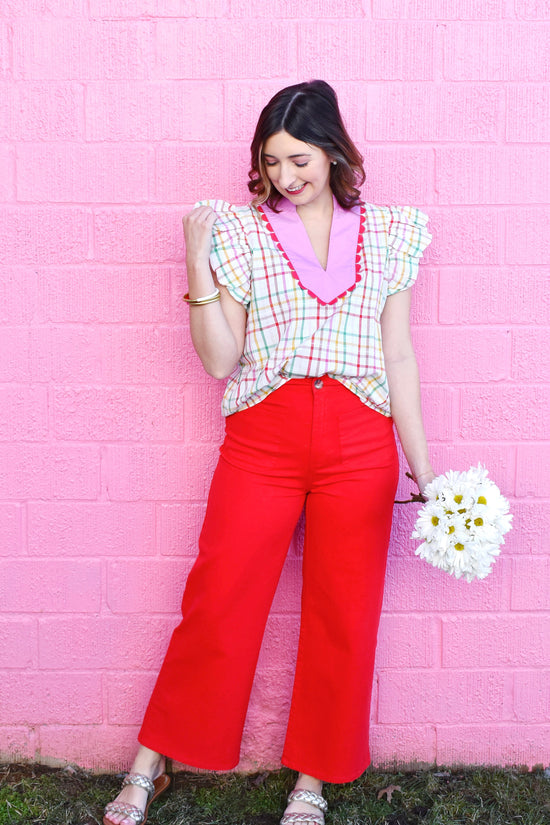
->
<box><xmin>258</xmin><ymin>198</ymin><xmax>363</xmax><ymax>305</ymax></box>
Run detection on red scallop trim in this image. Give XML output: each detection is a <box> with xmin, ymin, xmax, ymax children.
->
<box><xmin>257</xmin><ymin>203</ymin><xmax>366</xmax><ymax>307</ymax></box>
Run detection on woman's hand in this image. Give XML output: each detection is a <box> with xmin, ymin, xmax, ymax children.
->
<box><xmin>182</xmin><ymin>205</ymin><xmax>217</xmax><ymax>268</ymax></box>
<box><xmin>414</xmin><ymin>469</ymin><xmax>436</xmax><ymax>496</ymax></box>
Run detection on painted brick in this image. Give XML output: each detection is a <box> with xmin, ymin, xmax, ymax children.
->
<box><xmin>0</xmin><ymin>145</ymin><xmax>14</xmax><ymax>200</ymax></box>
<box><xmin>442</xmin><ymin>616</ymin><xmax>550</xmax><ymax>668</ymax></box>
<box><xmin>512</xmin><ymin>329</ymin><xmax>550</xmax><ymax>382</ymax></box>
<box><xmin>413</xmin><ymin>328</ymin><xmax>512</xmax><ymax>383</ymax></box>
<box><xmin>233</xmin><ymin>0</ymin><xmax>364</xmax><ymax>15</ymax></box>
<box><xmin>0</xmin><ymin>82</ymin><xmax>84</xmax><ymax>140</ymax></box>
<box><xmin>93</xmin><ymin>208</ymin><xmax>182</xmax><ymax>263</ymax></box>
<box><xmin>422</xmin><ymin>209</ymin><xmax>499</xmax><ymax>266</ymax></box>
<box><xmin>369</xmin><ymin>724</ymin><xmax>437</xmax><ymax>767</ymax></box>
<box><xmin>508</xmin><ymin>499</ymin><xmax>550</xmax><ymax>554</ymax></box>
<box><xmin>436</xmin><ymin>724</ymin><xmax>550</xmax><ymax>767</ymax></box>
<box><xmin>0</xmin><ymin>208</ymin><xmax>88</xmax><ymax>263</ymax></box>
<box><xmin>28</xmin><ymin>502</ymin><xmax>156</xmax><ymax>557</ymax></box>
<box><xmin>513</xmin><ymin>671</ymin><xmax>550</xmax><ymax>722</ymax></box>
<box><xmin>410</xmin><ymin>268</ymin><xmax>438</xmax><ymax>325</ymax></box>
<box><xmin>360</xmin><ymin>148</ymin><xmax>433</xmax><ymax>205</ymax></box>
<box><xmin>437</xmin><ymin>147</ymin><xmax>550</xmax><ymax>204</ymax></box>
<box><xmin>444</xmin><ymin>23</ymin><xmax>550</xmax><ymax>81</ymax></box>
<box><xmin>106</xmin><ymin>558</ymin><xmax>192</xmax><ymax>613</ymax></box>
<box><xmin>416</xmin><ymin>385</ymin><xmax>455</xmax><ymax>442</ymax></box>
<box><xmin>13</xmin><ymin>21</ymin><xmax>154</xmax><ymax>80</ymax></box>
<box><xmin>256</xmin><ymin>615</ymin><xmax>300</xmax><ymax>674</ymax></box>
<box><xmin>53</xmin><ymin>386</ymin><xmax>185</xmax><ymax>441</ymax></box>
<box><xmin>0</xmin><ymin>727</ymin><xmax>36</xmax><ymax>762</ymax></box>
<box><xmin>0</xmin><ymin>268</ymin><xmax>40</xmax><ymax>324</ymax></box>
<box><xmin>506</xmin><ymin>208</ymin><xmax>550</xmax><ymax>265</ymax></box>
<box><xmin>0</xmin><ymin>618</ymin><xmax>36</xmax><ymax>667</ymax></box>
<box><xmin>0</xmin><ymin>503</ymin><xmax>22</xmax><ymax>556</ymax></box>
<box><xmin>299</xmin><ymin>22</ymin><xmax>435</xmax><ymax>80</ymax></box>
<box><xmin>383</xmin><ymin>557</ymin><xmax>508</xmax><ymax>613</ymax></box>
<box><xmin>506</xmin><ymin>85</ymin><xmax>550</xmax><ymax>141</ymax></box>
<box><xmin>0</xmin><ymin>673</ymin><xmax>101</xmax><ymax>724</ymax></box>
<box><xmin>38</xmin><ymin>616</ymin><xmax>174</xmax><ymax>669</ymax></box>
<box><xmin>0</xmin><ymin>327</ymin><xmax>50</xmax><ymax>382</ymax></box>
<box><xmin>365</xmin><ymin>84</ymin><xmax>501</xmax><ymax>142</ymax></box>
<box><xmin>103</xmin><ymin>444</ymin><xmax>217</xmax><ymax>501</ymax></box>
<box><xmin>157</xmin><ymin>21</ymin><xmax>297</xmax><ymax>79</ymax></box>
<box><xmin>106</xmin><ymin>673</ymin><xmax>156</xmax><ymax>725</ymax></box>
<box><xmin>0</xmin><ymin>0</ymin><xmax>86</xmax><ymax>14</ymax></box>
<box><xmin>0</xmin><ymin>24</ymin><xmax>10</xmax><ymax>80</ymax></box>
<box><xmin>0</xmin><ymin>559</ymin><xmax>101</xmax><ymax>612</ymax></box>
<box><xmin>428</xmin><ymin>445</ymin><xmax>517</xmax><ymax>498</ymax></box>
<box><xmin>156</xmin><ymin>502</ymin><xmax>206</xmax><ymax>557</ymax></box>
<box><xmin>183</xmin><ymin>382</ymin><xmax>224</xmax><ymax>444</ymax></box>
<box><xmin>375</xmin><ymin>615</ymin><xmax>437</xmax><ymax>668</ymax></box>
<box><xmin>0</xmin><ymin>385</ymin><xmax>48</xmax><ymax>440</ymax></box>
<box><xmin>460</xmin><ymin>386</ymin><xmax>548</xmax><ymax>440</ymax></box>
<box><xmin>17</xmin><ymin>144</ymin><xmax>151</xmax><ymax>203</ymax></box>
<box><xmin>90</xmin><ymin>0</ymin><xmax>227</xmax><ymax>16</ymax></box>
<box><xmin>515</xmin><ymin>0</ymin><xmax>550</xmax><ymax>18</ymax></box>
<box><xmin>379</xmin><ymin>0</ymin><xmax>506</xmax><ymax>16</ymax></box>
<box><xmin>516</xmin><ymin>445</ymin><xmax>550</xmax><ymax>498</ymax></box>
<box><xmin>378</xmin><ymin>670</ymin><xmax>506</xmax><ymax>723</ymax></box>
<box><xmin>270</xmin><ymin>558</ymin><xmax>302</xmax><ymax>614</ymax></box>
<box><xmin>50</xmin><ymin>326</ymin><xmax>201</xmax><ymax>384</ymax></box>
<box><xmin>439</xmin><ymin>268</ymin><xmax>550</xmax><ymax>325</ymax></box>
<box><xmin>154</xmin><ymin>144</ymin><xmax>250</xmax><ymax>205</ymax></box>
<box><xmin>38</xmin><ymin>265</ymin><xmax>171</xmax><ymax>323</ymax></box>
<box><xmin>39</xmin><ymin>724</ymin><xmax>140</xmax><ymax>771</ymax></box>
<box><xmin>224</xmin><ymin>81</ymin><xmax>305</xmax><ymax>142</ymax></box>
<box><xmin>86</xmin><ymin>81</ymin><xmax>223</xmax><ymax>141</ymax></box>
<box><xmin>0</xmin><ymin>445</ymin><xmax>100</xmax><ymax>499</ymax></box>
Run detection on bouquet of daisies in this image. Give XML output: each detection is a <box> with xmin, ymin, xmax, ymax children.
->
<box><xmin>412</xmin><ymin>465</ymin><xmax>513</xmax><ymax>582</ymax></box>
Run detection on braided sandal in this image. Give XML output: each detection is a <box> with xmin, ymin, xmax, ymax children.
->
<box><xmin>103</xmin><ymin>771</ymin><xmax>171</xmax><ymax>825</ymax></box>
<box><xmin>280</xmin><ymin>788</ymin><xmax>328</xmax><ymax>825</ymax></box>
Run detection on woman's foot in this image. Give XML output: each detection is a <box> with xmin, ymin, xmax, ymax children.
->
<box><xmin>281</xmin><ymin>773</ymin><xmax>327</xmax><ymax>824</ymax></box>
<box><xmin>103</xmin><ymin>746</ymin><xmax>167</xmax><ymax>825</ymax></box>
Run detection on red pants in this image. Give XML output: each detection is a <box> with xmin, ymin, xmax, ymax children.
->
<box><xmin>139</xmin><ymin>377</ymin><xmax>398</xmax><ymax>782</ymax></box>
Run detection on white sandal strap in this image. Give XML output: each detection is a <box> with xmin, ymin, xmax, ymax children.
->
<box><xmin>104</xmin><ymin>800</ymin><xmax>145</xmax><ymax>824</ymax></box>
<box><xmin>280</xmin><ymin>814</ymin><xmax>324</xmax><ymax>825</ymax></box>
<box><xmin>122</xmin><ymin>772</ymin><xmax>155</xmax><ymax>797</ymax></box>
<box><xmin>287</xmin><ymin>789</ymin><xmax>328</xmax><ymax>813</ymax></box>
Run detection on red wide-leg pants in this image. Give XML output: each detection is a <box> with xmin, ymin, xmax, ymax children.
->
<box><xmin>139</xmin><ymin>377</ymin><xmax>399</xmax><ymax>783</ymax></box>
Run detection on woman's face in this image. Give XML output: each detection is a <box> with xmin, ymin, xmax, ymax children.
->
<box><xmin>262</xmin><ymin>131</ymin><xmax>333</xmax><ymax>210</ymax></box>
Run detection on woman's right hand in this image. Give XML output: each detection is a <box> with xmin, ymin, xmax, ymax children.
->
<box><xmin>182</xmin><ymin>205</ymin><xmax>218</xmax><ymax>267</ymax></box>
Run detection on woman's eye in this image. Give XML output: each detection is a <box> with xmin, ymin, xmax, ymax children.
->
<box><xmin>264</xmin><ymin>161</ymin><xmax>278</xmax><ymax>167</ymax></box>
<box><xmin>295</xmin><ymin>162</ymin><xmax>308</xmax><ymax>168</ymax></box>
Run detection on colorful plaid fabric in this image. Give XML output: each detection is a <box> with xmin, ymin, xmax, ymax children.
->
<box><xmin>195</xmin><ymin>199</ymin><xmax>431</xmax><ymax>417</ymax></box>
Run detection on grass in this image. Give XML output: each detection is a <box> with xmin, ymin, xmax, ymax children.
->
<box><xmin>0</xmin><ymin>763</ymin><xmax>549</xmax><ymax>825</ymax></box>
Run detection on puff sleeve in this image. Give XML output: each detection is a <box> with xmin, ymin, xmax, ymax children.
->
<box><xmin>194</xmin><ymin>199</ymin><xmax>252</xmax><ymax>307</ymax></box>
<box><xmin>384</xmin><ymin>206</ymin><xmax>432</xmax><ymax>295</ymax></box>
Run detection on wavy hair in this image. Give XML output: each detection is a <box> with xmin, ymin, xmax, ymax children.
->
<box><xmin>248</xmin><ymin>80</ymin><xmax>365</xmax><ymax>211</ymax></box>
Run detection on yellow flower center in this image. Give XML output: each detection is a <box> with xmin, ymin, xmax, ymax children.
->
<box><xmin>447</xmin><ymin>525</ymin><xmax>455</xmax><ymax>534</ymax></box>
<box><xmin>455</xmin><ymin>543</ymin><xmax>464</xmax><ymax>551</ymax></box>
<box><xmin>474</xmin><ymin>517</ymin><xmax>484</xmax><ymax>527</ymax></box>
<box><xmin>477</xmin><ymin>496</ymin><xmax>487</xmax><ymax>505</ymax></box>
<box><xmin>454</xmin><ymin>494</ymin><xmax>463</xmax><ymax>504</ymax></box>
<box><xmin>431</xmin><ymin>516</ymin><xmax>439</xmax><ymax>526</ymax></box>
<box><xmin>458</xmin><ymin>508</ymin><xmax>467</xmax><ymax>514</ymax></box>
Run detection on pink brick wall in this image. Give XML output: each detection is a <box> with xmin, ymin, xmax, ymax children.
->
<box><xmin>0</xmin><ymin>3</ymin><xmax>548</xmax><ymax>773</ymax></box>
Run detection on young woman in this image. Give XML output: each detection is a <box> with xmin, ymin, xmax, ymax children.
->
<box><xmin>103</xmin><ymin>80</ymin><xmax>434</xmax><ymax>825</ymax></box>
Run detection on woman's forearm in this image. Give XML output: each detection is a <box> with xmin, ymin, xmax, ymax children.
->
<box><xmin>386</xmin><ymin>352</ymin><xmax>434</xmax><ymax>491</ymax></box>
<box><xmin>186</xmin><ymin>260</ymin><xmax>246</xmax><ymax>379</ymax></box>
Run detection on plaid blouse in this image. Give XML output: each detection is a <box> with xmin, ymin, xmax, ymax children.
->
<box><xmin>195</xmin><ymin>199</ymin><xmax>431</xmax><ymax>417</ymax></box>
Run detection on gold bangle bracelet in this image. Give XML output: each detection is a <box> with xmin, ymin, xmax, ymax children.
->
<box><xmin>182</xmin><ymin>289</ymin><xmax>221</xmax><ymax>306</ymax></box>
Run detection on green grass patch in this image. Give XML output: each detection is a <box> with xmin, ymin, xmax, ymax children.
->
<box><xmin>0</xmin><ymin>764</ymin><xmax>549</xmax><ymax>825</ymax></box>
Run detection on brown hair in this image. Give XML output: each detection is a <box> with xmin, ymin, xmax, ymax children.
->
<box><xmin>248</xmin><ymin>80</ymin><xmax>365</xmax><ymax>211</ymax></box>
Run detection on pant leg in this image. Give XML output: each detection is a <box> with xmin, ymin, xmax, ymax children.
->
<box><xmin>139</xmin><ymin>398</ymin><xmax>307</xmax><ymax>769</ymax></box>
<box><xmin>281</xmin><ymin>383</ymin><xmax>399</xmax><ymax>783</ymax></box>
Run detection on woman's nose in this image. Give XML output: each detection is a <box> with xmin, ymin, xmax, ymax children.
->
<box><xmin>278</xmin><ymin>163</ymin><xmax>297</xmax><ymax>187</ymax></box>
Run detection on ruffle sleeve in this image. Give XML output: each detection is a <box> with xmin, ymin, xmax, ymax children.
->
<box><xmin>194</xmin><ymin>199</ymin><xmax>252</xmax><ymax>307</ymax></box>
<box><xmin>384</xmin><ymin>206</ymin><xmax>432</xmax><ymax>295</ymax></box>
